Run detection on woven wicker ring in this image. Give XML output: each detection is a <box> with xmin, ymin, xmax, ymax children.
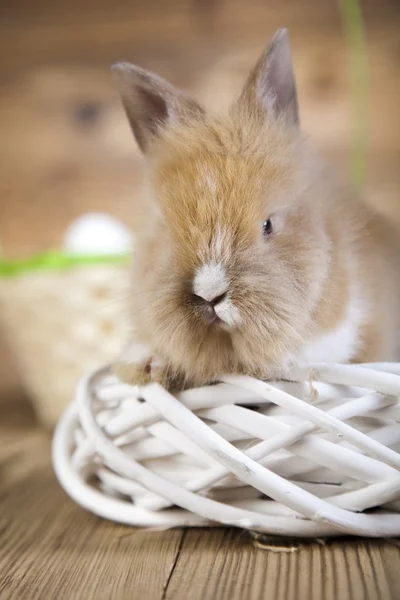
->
<box><xmin>52</xmin><ymin>362</ymin><xmax>400</xmax><ymax>537</ymax></box>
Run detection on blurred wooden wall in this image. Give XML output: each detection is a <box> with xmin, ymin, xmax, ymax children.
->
<box><xmin>0</xmin><ymin>0</ymin><xmax>398</xmax><ymax>257</ymax></box>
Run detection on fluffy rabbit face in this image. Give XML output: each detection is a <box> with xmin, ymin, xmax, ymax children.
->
<box><xmin>130</xmin><ymin>116</ymin><xmax>330</xmax><ymax>381</ymax></box>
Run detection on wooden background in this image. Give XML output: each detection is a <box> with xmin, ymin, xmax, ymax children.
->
<box><xmin>0</xmin><ymin>1</ymin><xmax>399</xmax><ymax>597</ymax></box>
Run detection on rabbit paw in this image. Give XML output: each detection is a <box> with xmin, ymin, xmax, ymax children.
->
<box><xmin>113</xmin><ymin>343</ymin><xmax>173</xmax><ymax>389</ymax></box>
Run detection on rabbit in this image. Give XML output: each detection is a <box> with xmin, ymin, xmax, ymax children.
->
<box><xmin>112</xmin><ymin>28</ymin><xmax>400</xmax><ymax>390</ymax></box>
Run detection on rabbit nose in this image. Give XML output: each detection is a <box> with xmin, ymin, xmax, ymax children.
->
<box><xmin>193</xmin><ymin>291</ymin><xmax>227</xmax><ymax>308</ymax></box>
<box><xmin>193</xmin><ymin>262</ymin><xmax>229</xmax><ymax>306</ymax></box>
<box><xmin>209</xmin><ymin>292</ymin><xmax>227</xmax><ymax>307</ymax></box>
<box><xmin>192</xmin><ymin>292</ymin><xmax>227</xmax><ymax>324</ymax></box>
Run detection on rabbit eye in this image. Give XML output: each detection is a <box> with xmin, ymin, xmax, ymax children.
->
<box><xmin>263</xmin><ymin>218</ymin><xmax>273</xmax><ymax>237</ymax></box>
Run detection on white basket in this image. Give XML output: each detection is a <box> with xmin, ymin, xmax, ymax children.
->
<box><xmin>0</xmin><ymin>265</ymin><xmax>129</xmax><ymax>426</ymax></box>
<box><xmin>52</xmin><ymin>362</ymin><xmax>400</xmax><ymax>538</ymax></box>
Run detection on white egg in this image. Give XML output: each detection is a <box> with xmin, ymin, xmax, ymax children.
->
<box><xmin>63</xmin><ymin>213</ymin><xmax>133</xmax><ymax>255</ymax></box>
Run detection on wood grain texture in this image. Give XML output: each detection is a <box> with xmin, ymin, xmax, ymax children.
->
<box><xmin>164</xmin><ymin>529</ymin><xmax>400</xmax><ymax>600</ymax></box>
<box><xmin>0</xmin><ymin>396</ymin><xmax>399</xmax><ymax>599</ymax></box>
<box><xmin>0</xmin><ymin>404</ymin><xmax>184</xmax><ymax>600</ymax></box>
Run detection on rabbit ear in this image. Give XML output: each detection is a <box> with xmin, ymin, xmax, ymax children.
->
<box><xmin>237</xmin><ymin>28</ymin><xmax>299</xmax><ymax>127</ymax></box>
<box><xmin>112</xmin><ymin>63</ymin><xmax>204</xmax><ymax>152</ymax></box>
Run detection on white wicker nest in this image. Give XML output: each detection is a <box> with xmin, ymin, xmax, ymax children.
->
<box><xmin>52</xmin><ymin>362</ymin><xmax>400</xmax><ymax>538</ymax></box>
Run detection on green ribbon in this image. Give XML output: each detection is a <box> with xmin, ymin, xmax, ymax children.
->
<box><xmin>0</xmin><ymin>250</ymin><xmax>130</xmax><ymax>278</ymax></box>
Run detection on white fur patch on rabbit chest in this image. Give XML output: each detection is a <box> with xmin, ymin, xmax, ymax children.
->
<box><xmin>298</xmin><ymin>293</ymin><xmax>369</xmax><ymax>364</ymax></box>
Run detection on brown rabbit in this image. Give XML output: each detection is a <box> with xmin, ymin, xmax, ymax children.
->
<box><xmin>112</xmin><ymin>29</ymin><xmax>400</xmax><ymax>389</ymax></box>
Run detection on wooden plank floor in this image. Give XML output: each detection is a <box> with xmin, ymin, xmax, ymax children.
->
<box><xmin>1</xmin><ymin>381</ymin><xmax>400</xmax><ymax>599</ymax></box>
